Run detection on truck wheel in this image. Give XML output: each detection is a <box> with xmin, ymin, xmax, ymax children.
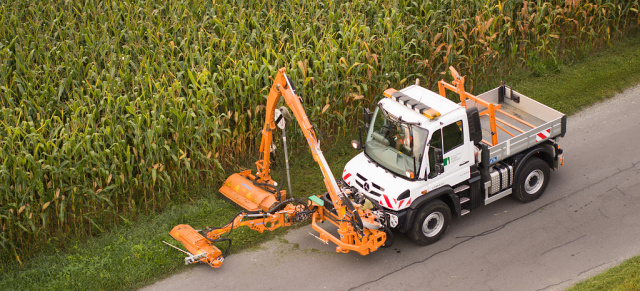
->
<box><xmin>513</xmin><ymin>157</ymin><xmax>550</xmax><ymax>203</ymax></box>
<box><xmin>381</xmin><ymin>226</ymin><xmax>395</xmax><ymax>248</ymax></box>
<box><xmin>409</xmin><ymin>200</ymin><xmax>450</xmax><ymax>246</ymax></box>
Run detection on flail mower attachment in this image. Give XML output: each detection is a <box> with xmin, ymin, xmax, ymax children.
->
<box><xmin>169</xmin><ymin>224</ymin><xmax>225</xmax><ymax>268</ymax></box>
<box><xmin>218</xmin><ymin>170</ymin><xmax>285</xmax><ymax>212</ymax></box>
<box><xmin>167</xmin><ymin>67</ymin><xmax>390</xmax><ymax>268</ymax></box>
<box><xmin>218</xmin><ymin>106</ymin><xmax>293</xmax><ymax>212</ymax></box>
<box><xmin>168</xmin><ymin>199</ymin><xmax>314</xmax><ymax>268</ymax></box>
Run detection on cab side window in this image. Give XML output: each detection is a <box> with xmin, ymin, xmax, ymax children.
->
<box><xmin>442</xmin><ymin>120</ymin><xmax>464</xmax><ymax>153</ymax></box>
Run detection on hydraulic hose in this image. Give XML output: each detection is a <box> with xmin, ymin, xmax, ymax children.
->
<box><xmin>281</xmin><ymin>124</ymin><xmax>293</xmax><ymax>201</ymax></box>
<box><xmin>339</xmin><ymin>194</ymin><xmax>364</xmax><ymax>235</ymax></box>
<box><xmin>267</xmin><ymin>197</ymin><xmax>307</xmax><ymax>214</ymax></box>
<box><xmin>310</xmin><ymin>121</ymin><xmax>322</xmax><ymax>145</ymax></box>
<box><xmin>250</xmin><ymin>146</ymin><xmax>286</xmax><ymax>199</ymax></box>
<box><xmin>201</xmin><ymin>210</ymin><xmax>245</xmax><ymax>258</ymax></box>
<box><xmin>252</xmin><ymin>181</ymin><xmax>277</xmax><ymax>194</ymax></box>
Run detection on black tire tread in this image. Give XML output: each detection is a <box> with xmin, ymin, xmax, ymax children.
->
<box><xmin>408</xmin><ymin>199</ymin><xmax>451</xmax><ymax>246</ymax></box>
<box><xmin>513</xmin><ymin>157</ymin><xmax>550</xmax><ymax>203</ymax></box>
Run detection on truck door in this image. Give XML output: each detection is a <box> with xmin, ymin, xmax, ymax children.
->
<box><xmin>426</xmin><ymin>119</ymin><xmax>472</xmax><ymax>190</ymax></box>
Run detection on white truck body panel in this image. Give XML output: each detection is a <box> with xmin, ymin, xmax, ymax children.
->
<box><xmin>344</xmin><ymin>85</ymin><xmax>474</xmax><ymax>211</ymax></box>
<box><xmin>344</xmin><ymin>84</ymin><xmax>564</xmax><ymax>213</ymax></box>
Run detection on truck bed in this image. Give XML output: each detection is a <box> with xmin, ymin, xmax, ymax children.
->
<box><xmin>469</xmin><ymin>87</ymin><xmax>566</xmax><ymax>164</ymax></box>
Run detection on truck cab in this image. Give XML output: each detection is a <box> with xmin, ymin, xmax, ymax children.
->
<box><xmin>343</xmin><ymin>75</ymin><xmax>565</xmax><ymax>246</ymax></box>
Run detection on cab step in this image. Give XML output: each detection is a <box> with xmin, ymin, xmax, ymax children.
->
<box><xmin>454</xmin><ymin>185</ymin><xmax>470</xmax><ymax>193</ymax></box>
<box><xmin>460</xmin><ymin>197</ymin><xmax>470</xmax><ymax>204</ymax></box>
<box><xmin>461</xmin><ymin>209</ymin><xmax>470</xmax><ymax>216</ymax></box>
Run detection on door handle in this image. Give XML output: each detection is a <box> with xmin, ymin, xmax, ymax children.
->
<box><xmin>459</xmin><ymin>161</ymin><xmax>469</xmax><ymax>166</ymax></box>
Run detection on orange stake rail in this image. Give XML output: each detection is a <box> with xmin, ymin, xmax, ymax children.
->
<box><xmin>438</xmin><ymin>66</ymin><xmax>534</xmax><ymax>146</ymax></box>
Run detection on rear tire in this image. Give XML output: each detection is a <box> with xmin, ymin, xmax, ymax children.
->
<box><xmin>409</xmin><ymin>200</ymin><xmax>450</xmax><ymax>246</ymax></box>
<box><xmin>513</xmin><ymin>157</ymin><xmax>550</xmax><ymax>203</ymax></box>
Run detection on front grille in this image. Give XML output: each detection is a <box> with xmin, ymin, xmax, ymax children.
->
<box><xmin>372</xmin><ymin>182</ymin><xmax>384</xmax><ymax>192</ymax></box>
<box><xmin>355</xmin><ymin>173</ymin><xmax>383</xmax><ymax>197</ymax></box>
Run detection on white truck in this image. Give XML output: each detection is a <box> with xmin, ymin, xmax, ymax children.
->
<box><xmin>340</xmin><ymin>68</ymin><xmax>566</xmax><ymax>245</ymax></box>
<box><xmin>167</xmin><ymin>68</ymin><xmax>566</xmax><ymax>267</ymax></box>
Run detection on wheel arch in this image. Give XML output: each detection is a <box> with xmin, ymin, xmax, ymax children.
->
<box><xmin>410</xmin><ymin>186</ymin><xmax>454</xmax><ymax>211</ymax></box>
<box><xmin>512</xmin><ymin>144</ymin><xmax>554</xmax><ymax>179</ymax></box>
<box><xmin>406</xmin><ymin>186</ymin><xmax>458</xmax><ymax>227</ymax></box>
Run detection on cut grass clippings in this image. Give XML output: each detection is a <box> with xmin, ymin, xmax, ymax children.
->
<box><xmin>2</xmin><ymin>31</ymin><xmax>640</xmax><ymax>291</ymax></box>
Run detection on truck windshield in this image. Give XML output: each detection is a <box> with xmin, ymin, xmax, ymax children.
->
<box><xmin>364</xmin><ymin>106</ymin><xmax>428</xmax><ymax>179</ymax></box>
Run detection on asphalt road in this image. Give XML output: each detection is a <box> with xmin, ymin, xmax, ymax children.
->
<box><xmin>144</xmin><ymin>85</ymin><xmax>640</xmax><ymax>291</ymax></box>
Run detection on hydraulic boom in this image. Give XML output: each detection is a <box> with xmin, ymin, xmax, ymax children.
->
<box><xmin>168</xmin><ymin>68</ymin><xmax>389</xmax><ymax>267</ymax></box>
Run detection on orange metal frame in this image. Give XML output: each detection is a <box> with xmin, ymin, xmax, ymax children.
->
<box><xmin>256</xmin><ymin>68</ymin><xmax>386</xmax><ymax>255</ymax></box>
<box><xmin>311</xmin><ymin>206</ymin><xmax>387</xmax><ymax>255</ymax></box>
<box><xmin>170</xmin><ymin>203</ymin><xmax>304</xmax><ymax>268</ymax></box>
<box><xmin>170</xmin><ymin>68</ymin><xmax>386</xmax><ymax>268</ymax></box>
<box><xmin>437</xmin><ymin>67</ymin><xmax>534</xmax><ymax>146</ymax></box>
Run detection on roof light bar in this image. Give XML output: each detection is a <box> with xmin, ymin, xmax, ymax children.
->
<box><xmin>382</xmin><ymin>89</ymin><xmax>440</xmax><ymax>119</ymax></box>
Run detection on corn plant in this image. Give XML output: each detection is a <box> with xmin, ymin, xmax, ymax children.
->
<box><xmin>0</xmin><ymin>0</ymin><xmax>638</xmax><ymax>264</ymax></box>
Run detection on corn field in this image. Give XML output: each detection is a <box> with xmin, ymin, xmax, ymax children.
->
<box><xmin>0</xmin><ymin>0</ymin><xmax>638</xmax><ymax>263</ymax></box>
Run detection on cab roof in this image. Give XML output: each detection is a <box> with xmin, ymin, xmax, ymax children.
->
<box><xmin>380</xmin><ymin>85</ymin><xmax>461</xmax><ymax>124</ymax></box>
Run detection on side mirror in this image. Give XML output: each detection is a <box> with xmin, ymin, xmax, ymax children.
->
<box><xmin>434</xmin><ymin>163</ymin><xmax>444</xmax><ymax>175</ymax></box>
<box><xmin>363</xmin><ymin>108</ymin><xmax>372</xmax><ymax>132</ymax></box>
<box><xmin>351</xmin><ymin>140</ymin><xmax>362</xmax><ymax>150</ymax></box>
<box><xmin>357</xmin><ymin>108</ymin><xmax>372</xmax><ymax>149</ymax></box>
<box><xmin>433</xmin><ymin>148</ymin><xmax>444</xmax><ymax>174</ymax></box>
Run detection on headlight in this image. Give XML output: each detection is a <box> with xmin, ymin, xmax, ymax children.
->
<box><xmin>388</xmin><ymin>213</ymin><xmax>399</xmax><ymax>228</ymax></box>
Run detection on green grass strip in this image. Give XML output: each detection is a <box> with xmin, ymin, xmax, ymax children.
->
<box><xmin>0</xmin><ymin>137</ymin><xmax>354</xmax><ymax>291</ymax></box>
<box><xmin>2</xmin><ymin>32</ymin><xmax>640</xmax><ymax>291</ymax></box>
<box><xmin>568</xmin><ymin>256</ymin><xmax>640</xmax><ymax>291</ymax></box>
<box><xmin>511</xmin><ymin>32</ymin><xmax>640</xmax><ymax>116</ymax></box>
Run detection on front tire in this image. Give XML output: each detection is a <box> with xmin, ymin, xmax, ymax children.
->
<box><xmin>513</xmin><ymin>157</ymin><xmax>550</xmax><ymax>203</ymax></box>
<box><xmin>381</xmin><ymin>226</ymin><xmax>395</xmax><ymax>248</ymax></box>
<box><xmin>409</xmin><ymin>200</ymin><xmax>451</xmax><ymax>246</ymax></box>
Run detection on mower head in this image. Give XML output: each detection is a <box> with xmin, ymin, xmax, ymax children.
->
<box><xmin>169</xmin><ymin>224</ymin><xmax>224</xmax><ymax>268</ymax></box>
<box><xmin>219</xmin><ymin>170</ymin><xmax>286</xmax><ymax>212</ymax></box>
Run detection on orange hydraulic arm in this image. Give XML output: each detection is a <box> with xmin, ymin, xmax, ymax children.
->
<box><xmin>219</xmin><ymin>68</ymin><xmax>345</xmax><ymax>212</ymax></box>
<box><xmin>253</xmin><ymin>68</ymin><xmax>387</xmax><ymax>255</ymax></box>
<box><xmin>255</xmin><ymin>68</ymin><xmax>345</xmax><ymax>211</ymax></box>
<box><xmin>169</xmin><ymin>202</ymin><xmax>310</xmax><ymax>268</ymax></box>
<box><xmin>168</xmin><ymin>68</ymin><xmax>387</xmax><ymax>268</ymax></box>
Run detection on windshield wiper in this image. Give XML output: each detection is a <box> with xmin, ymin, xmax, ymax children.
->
<box><xmin>397</xmin><ymin>116</ymin><xmax>420</xmax><ymax>126</ymax></box>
